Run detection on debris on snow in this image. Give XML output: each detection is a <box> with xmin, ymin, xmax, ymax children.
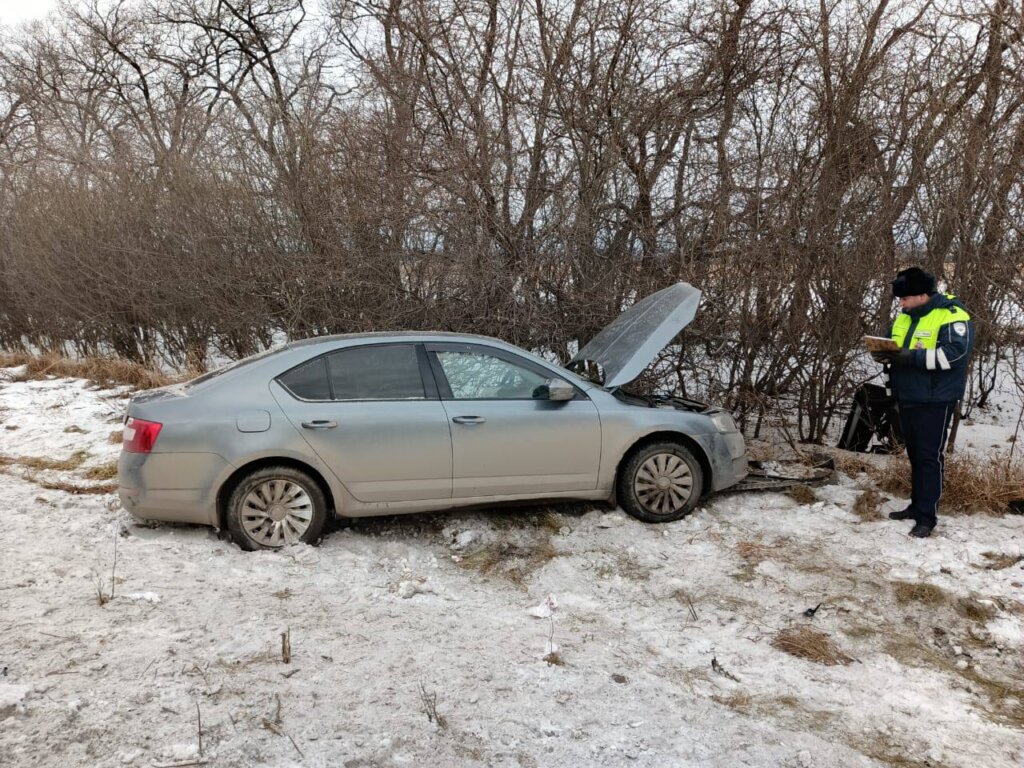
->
<box><xmin>527</xmin><ymin>594</ymin><xmax>558</xmax><ymax>618</ymax></box>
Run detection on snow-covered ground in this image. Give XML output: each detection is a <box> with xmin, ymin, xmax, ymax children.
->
<box><xmin>1</xmin><ymin>367</ymin><xmax>1022</xmax><ymax>768</ymax></box>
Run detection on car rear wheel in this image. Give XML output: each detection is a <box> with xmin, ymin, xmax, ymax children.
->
<box><xmin>226</xmin><ymin>466</ymin><xmax>328</xmax><ymax>551</ymax></box>
<box><xmin>618</xmin><ymin>442</ymin><xmax>704</xmax><ymax>523</ymax></box>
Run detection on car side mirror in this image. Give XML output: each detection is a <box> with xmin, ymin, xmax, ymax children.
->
<box><xmin>535</xmin><ymin>378</ymin><xmax>575</xmax><ymax>401</ymax></box>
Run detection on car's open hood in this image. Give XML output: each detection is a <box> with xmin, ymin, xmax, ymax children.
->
<box><xmin>570</xmin><ymin>282</ymin><xmax>701</xmax><ymax>388</ymax></box>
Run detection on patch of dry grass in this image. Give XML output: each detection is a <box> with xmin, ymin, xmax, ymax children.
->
<box><xmin>457</xmin><ymin>536</ymin><xmax>558</xmax><ymax>586</ymax></box>
<box><xmin>0</xmin><ymin>451</ymin><xmax>89</xmax><ymax>472</ymax></box>
<box><xmin>884</xmin><ymin>634</ymin><xmax>1024</xmax><ymax>729</ymax></box>
<box><xmin>892</xmin><ymin>581</ymin><xmax>949</xmax><ymax>606</ymax></box>
<box><xmin>980</xmin><ymin>551</ymin><xmax>1024</xmax><ymax>571</ymax></box>
<box><xmin>954</xmin><ymin>596</ymin><xmax>998</xmax><ymax>622</ymax></box>
<box><xmin>851</xmin><ymin>488</ymin><xmax>884</xmax><ymax>521</ymax></box>
<box><xmin>772</xmin><ymin>626</ymin><xmax>853</xmax><ymax>666</ymax></box>
<box><xmin>733</xmin><ymin>539</ymin><xmax>772</xmax><ymax>581</ymax></box>
<box><xmin>83</xmin><ymin>461</ymin><xmax>118</xmax><ymax>481</ymax></box>
<box><xmin>830</xmin><ymin>450</ymin><xmax>882</xmax><ymax>478</ymax></box>
<box><xmin>28</xmin><ymin>476</ymin><xmax>117</xmax><ymax>495</ymax></box>
<box><xmin>108</xmin><ymin>430</ymin><xmax>124</xmax><ymax>444</ymax></box>
<box><xmin>842</xmin><ymin>624</ymin><xmax>879</xmax><ymax>640</ymax></box>
<box><xmin>785</xmin><ymin>484</ymin><xmax>818</xmax><ymax>504</ymax></box>
<box><xmin>63</xmin><ymin>425</ymin><xmax>87</xmax><ymax>434</ymax></box>
<box><xmin>736</xmin><ymin>539</ymin><xmax>773</xmax><ymax>565</ymax></box>
<box><xmin>875</xmin><ymin>450</ymin><xmax>1024</xmax><ymax>515</ymax></box>
<box><xmin>850</xmin><ymin>734</ymin><xmax>948</xmax><ymax>768</ymax></box>
<box><xmin>0</xmin><ymin>352</ymin><xmax>177</xmax><ymax>390</ymax></box>
<box><xmin>711</xmin><ymin>692</ymin><xmax>753</xmax><ymax>713</ymax></box>
<box><xmin>0</xmin><ymin>351</ymin><xmax>34</xmax><ymax>369</ymax></box>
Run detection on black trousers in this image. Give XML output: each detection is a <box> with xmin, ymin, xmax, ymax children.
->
<box><xmin>898</xmin><ymin>402</ymin><xmax>957</xmax><ymax>527</ymax></box>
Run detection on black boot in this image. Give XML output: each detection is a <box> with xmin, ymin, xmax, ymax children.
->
<box><xmin>889</xmin><ymin>505</ymin><xmax>915</xmax><ymax>521</ymax></box>
<box><xmin>909</xmin><ymin>522</ymin><xmax>935</xmax><ymax>538</ymax></box>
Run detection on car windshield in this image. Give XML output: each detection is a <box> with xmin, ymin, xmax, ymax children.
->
<box><xmin>184</xmin><ymin>345</ymin><xmax>289</xmax><ymax>390</ymax></box>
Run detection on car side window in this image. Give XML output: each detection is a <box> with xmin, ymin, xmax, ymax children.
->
<box><xmin>278</xmin><ymin>357</ymin><xmax>331</xmax><ymax>400</ymax></box>
<box><xmin>328</xmin><ymin>345</ymin><xmax>425</xmax><ymax>400</ymax></box>
<box><xmin>436</xmin><ymin>350</ymin><xmax>549</xmax><ymax>400</ymax></box>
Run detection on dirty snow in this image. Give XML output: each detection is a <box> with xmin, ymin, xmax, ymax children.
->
<box><xmin>1</xmin><ymin>369</ymin><xmax>1022</xmax><ymax>767</ymax></box>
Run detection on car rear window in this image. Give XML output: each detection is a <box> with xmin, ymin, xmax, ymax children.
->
<box><xmin>278</xmin><ymin>357</ymin><xmax>331</xmax><ymax>400</ymax></box>
<box><xmin>328</xmin><ymin>345</ymin><xmax>424</xmax><ymax>400</ymax></box>
<box><xmin>185</xmin><ymin>345</ymin><xmax>289</xmax><ymax>390</ymax></box>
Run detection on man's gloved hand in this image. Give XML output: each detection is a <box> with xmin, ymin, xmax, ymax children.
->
<box><xmin>871</xmin><ymin>349</ymin><xmax>914</xmax><ymax>366</ymax></box>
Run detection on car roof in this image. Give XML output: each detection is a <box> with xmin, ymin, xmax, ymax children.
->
<box><xmin>285</xmin><ymin>331</ymin><xmax>509</xmax><ymax>349</ymax></box>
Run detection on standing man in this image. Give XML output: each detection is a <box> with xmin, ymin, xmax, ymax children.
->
<box><xmin>871</xmin><ymin>267</ymin><xmax>974</xmax><ymax>538</ymax></box>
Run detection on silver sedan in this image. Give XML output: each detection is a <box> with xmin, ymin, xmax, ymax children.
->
<box><xmin>118</xmin><ymin>283</ymin><xmax>747</xmax><ymax>549</ymax></box>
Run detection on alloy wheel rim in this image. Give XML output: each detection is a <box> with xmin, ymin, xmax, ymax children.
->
<box><xmin>634</xmin><ymin>453</ymin><xmax>693</xmax><ymax>515</ymax></box>
<box><xmin>241</xmin><ymin>479</ymin><xmax>314</xmax><ymax>547</ymax></box>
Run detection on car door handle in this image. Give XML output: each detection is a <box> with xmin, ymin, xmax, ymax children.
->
<box><xmin>452</xmin><ymin>416</ymin><xmax>486</xmax><ymax>425</ymax></box>
<box><xmin>301</xmin><ymin>420</ymin><xmax>337</xmax><ymax>430</ymax></box>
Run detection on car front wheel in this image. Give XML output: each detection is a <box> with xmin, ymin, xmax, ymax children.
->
<box><xmin>619</xmin><ymin>442</ymin><xmax>704</xmax><ymax>523</ymax></box>
<box><xmin>226</xmin><ymin>466</ymin><xmax>328</xmax><ymax>550</ymax></box>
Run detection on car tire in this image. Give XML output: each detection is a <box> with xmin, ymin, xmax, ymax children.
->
<box><xmin>226</xmin><ymin>466</ymin><xmax>328</xmax><ymax>551</ymax></box>
<box><xmin>618</xmin><ymin>441</ymin><xmax>704</xmax><ymax>523</ymax></box>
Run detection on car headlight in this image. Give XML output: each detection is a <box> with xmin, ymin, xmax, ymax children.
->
<box><xmin>710</xmin><ymin>411</ymin><xmax>737</xmax><ymax>433</ymax></box>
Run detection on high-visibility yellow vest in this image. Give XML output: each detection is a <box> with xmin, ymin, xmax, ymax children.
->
<box><xmin>891</xmin><ymin>294</ymin><xmax>971</xmax><ymax>351</ymax></box>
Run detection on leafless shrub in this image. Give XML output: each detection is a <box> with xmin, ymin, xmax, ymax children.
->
<box><xmin>0</xmin><ymin>0</ymin><xmax>1022</xmax><ymax>436</ymax></box>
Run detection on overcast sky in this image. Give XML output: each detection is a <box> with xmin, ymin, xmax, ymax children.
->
<box><xmin>0</xmin><ymin>0</ymin><xmax>58</xmax><ymax>25</ymax></box>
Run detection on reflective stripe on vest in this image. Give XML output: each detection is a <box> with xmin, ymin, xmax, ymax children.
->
<box><xmin>891</xmin><ymin>294</ymin><xmax>970</xmax><ymax>371</ymax></box>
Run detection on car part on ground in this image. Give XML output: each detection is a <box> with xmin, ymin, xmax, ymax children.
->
<box><xmin>720</xmin><ymin>454</ymin><xmax>835</xmax><ymax>494</ymax></box>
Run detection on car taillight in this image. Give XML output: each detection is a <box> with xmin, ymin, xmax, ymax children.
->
<box><xmin>123</xmin><ymin>418</ymin><xmax>163</xmax><ymax>453</ymax></box>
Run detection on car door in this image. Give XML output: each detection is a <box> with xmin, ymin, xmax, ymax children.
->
<box><xmin>425</xmin><ymin>342</ymin><xmax>602</xmax><ymax>498</ymax></box>
<box><xmin>271</xmin><ymin>343</ymin><xmax>453</xmax><ymax>503</ymax></box>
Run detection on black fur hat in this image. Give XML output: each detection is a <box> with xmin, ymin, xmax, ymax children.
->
<box><xmin>892</xmin><ymin>267</ymin><xmax>936</xmax><ymax>297</ymax></box>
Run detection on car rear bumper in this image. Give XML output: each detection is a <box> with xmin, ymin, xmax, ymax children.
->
<box><xmin>118</xmin><ymin>451</ymin><xmax>228</xmax><ymax>526</ymax></box>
